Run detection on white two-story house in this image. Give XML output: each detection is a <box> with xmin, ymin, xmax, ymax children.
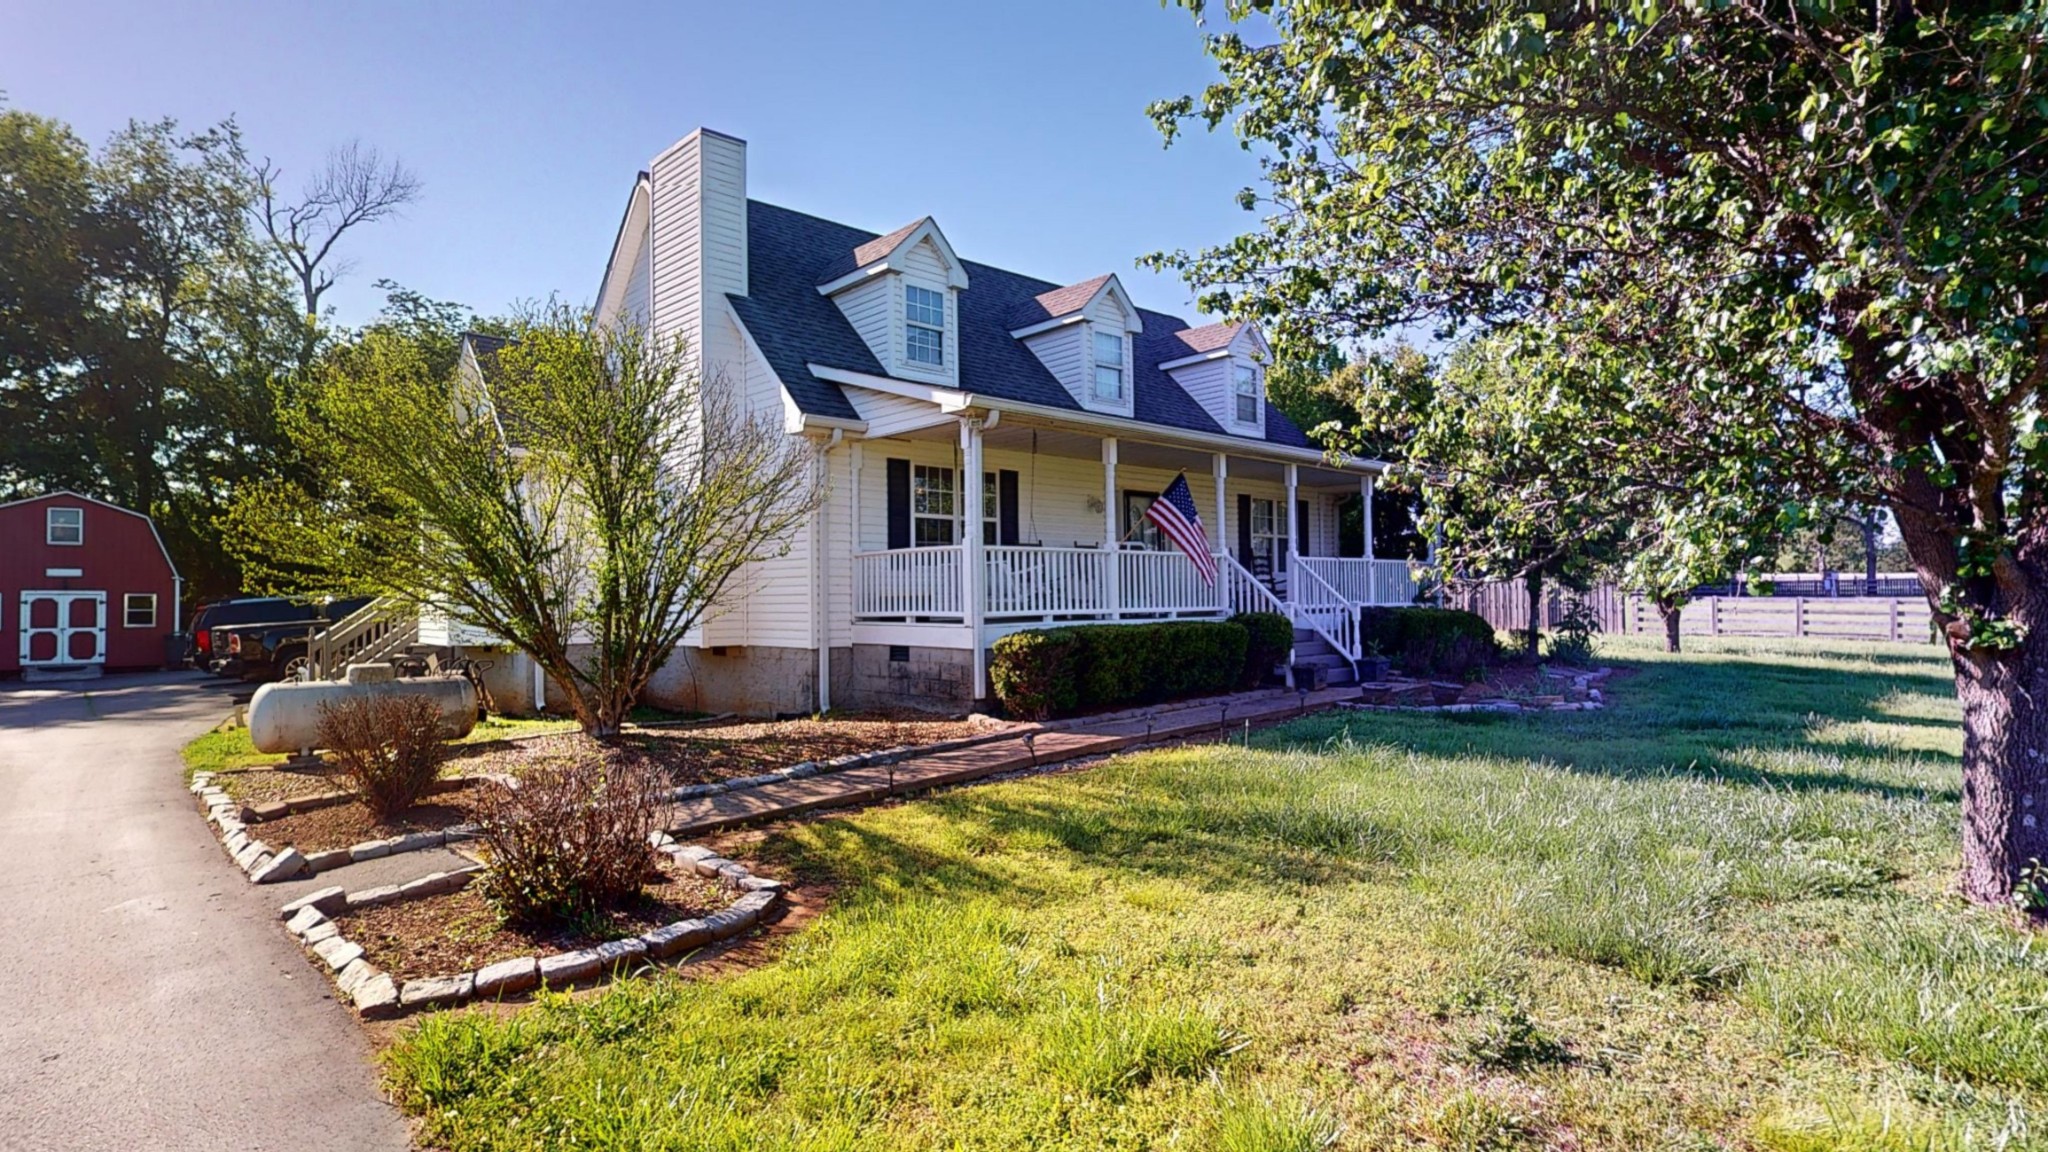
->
<box><xmin>449</xmin><ymin>127</ymin><xmax>1420</xmax><ymax>717</ymax></box>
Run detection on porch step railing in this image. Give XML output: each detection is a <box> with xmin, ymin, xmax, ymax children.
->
<box><xmin>308</xmin><ymin>597</ymin><xmax>420</xmax><ymax>679</ymax></box>
<box><xmin>1290</xmin><ymin>562</ymin><xmax>1361</xmax><ymax>670</ymax></box>
<box><xmin>1223</xmin><ymin>552</ymin><xmax>1289</xmax><ymax>617</ymax></box>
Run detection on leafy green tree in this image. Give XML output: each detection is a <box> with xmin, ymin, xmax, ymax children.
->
<box><xmin>235</xmin><ymin>308</ymin><xmax>823</xmax><ymax>735</ymax></box>
<box><xmin>1150</xmin><ymin>2</ymin><xmax>2048</xmax><ymax>904</ymax></box>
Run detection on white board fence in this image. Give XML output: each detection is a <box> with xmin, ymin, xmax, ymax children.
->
<box><xmin>1458</xmin><ymin>581</ymin><xmax>1936</xmax><ymax>645</ymax></box>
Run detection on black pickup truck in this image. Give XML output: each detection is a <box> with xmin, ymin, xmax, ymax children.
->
<box><xmin>194</xmin><ymin>596</ymin><xmax>374</xmax><ymax>682</ymax></box>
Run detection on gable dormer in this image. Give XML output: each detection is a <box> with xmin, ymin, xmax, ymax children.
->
<box><xmin>1160</xmin><ymin>322</ymin><xmax>1271</xmax><ymax>436</ymax></box>
<box><xmin>1009</xmin><ymin>274</ymin><xmax>1144</xmax><ymax>416</ymax></box>
<box><xmin>817</xmin><ymin>216</ymin><xmax>968</xmax><ymax>387</ymax></box>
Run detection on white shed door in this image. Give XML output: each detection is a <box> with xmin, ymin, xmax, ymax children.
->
<box><xmin>19</xmin><ymin>591</ymin><xmax>106</xmax><ymax>667</ymax></box>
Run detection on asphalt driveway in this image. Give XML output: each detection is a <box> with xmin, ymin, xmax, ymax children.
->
<box><xmin>0</xmin><ymin>672</ymin><xmax>409</xmax><ymax>1151</ymax></box>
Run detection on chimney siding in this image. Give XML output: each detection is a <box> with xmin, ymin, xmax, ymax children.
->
<box><xmin>649</xmin><ymin>129</ymin><xmax>749</xmax><ymax>390</ymax></box>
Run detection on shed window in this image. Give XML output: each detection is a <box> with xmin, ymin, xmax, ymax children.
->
<box><xmin>47</xmin><ymin>507</ymin><xmax>83</xmax><ymax>545</ymax></box>
<box><xmin>905</xmin><ymin>285</ymin><xmax>945</xmax><ymax>366</ymax></box>
<box><xmin>1233</xmin><ymin>364</ymin><xmax>1260</xmax><ymax>424</ymax></box>
<box><xmin>1093</xmin><ymin>332</ymin><xmax>1125</xmax><ymax>402</ymax></box>
<box><xmin>124</xmin><ymin>593</ymin><xmax>157</xmax><ymax>629</ymax></box>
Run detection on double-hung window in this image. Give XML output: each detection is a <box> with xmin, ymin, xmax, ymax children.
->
<box><xmin>1093</xmin><ymin>332</ymin><xmax>1125</xmax><ymax>402</ymax></box>
<box><xmin>1233</xmin><ymin>364</ymin><xmax>1260</xmax><ymax>424</ymax></box>
<box><xmin>982</xmin><ymin>472</ymin><xmax>999</xmax><ymax>546</ymax></box>
<box><xmin>124</xmin><ymin>593</ymin><xmax>157</xmax><ymax>629</ymax></box>
<box><xmin>912</xmin><ymin>464</ymin><xmax>956</xmax><ymax>546</ymax></box>
<box><xmin>47</xmin><ymin>507</ymin><xmax>83</xmax><ymax>545</ymax></box>
<box><xmin>905</xmin><ymin>285</ymin><xmax>945</xmax><ymax>367</ymax></box>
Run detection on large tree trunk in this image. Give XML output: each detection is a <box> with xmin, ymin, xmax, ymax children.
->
<box><xmin>1656</xmin><ymin>597</ymin><xmax>1683</xmax><ymax>653</ymax></box>
<box><xmin>1523</xmin><ymin>567</ymin><xmax>1543</xmax><ymax>659</ymax></box>
<box><xmin>1954</xmin><ymin>636</ymin><xmax>2048</xmax><ymax>907</ymax></box>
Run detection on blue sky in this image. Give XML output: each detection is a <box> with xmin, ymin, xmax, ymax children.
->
<box><xmin>2</xmin><ymin>1</ymin><xmax>1269</xmax><ymax>329</ymax></box>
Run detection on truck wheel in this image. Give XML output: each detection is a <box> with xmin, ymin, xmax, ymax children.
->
<box><xmin>278</xmin><ymin>652</ymin><xmax>311</xmax><ymax>682</ymax></box>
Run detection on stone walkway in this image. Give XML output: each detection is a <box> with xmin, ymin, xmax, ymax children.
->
<box><xmin>666</xmin><ymin>684</ymin><xmax>1363</xmax><ymax>835</ymax></box>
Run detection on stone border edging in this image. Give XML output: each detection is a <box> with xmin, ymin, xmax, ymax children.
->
<box><xmin>189</xmin><ymin>772</ymin><xmax>488</xmax><ymax>882</ymax></box>
<box><xmin>277</xmin><ymin>834</ymin><xmax>785</xmax><ymax>1019</ymax></box>
<box><xmin>1339</xmin><ymin>666</ymin><xmax>1614</xmax><ymax>715</ymax></box>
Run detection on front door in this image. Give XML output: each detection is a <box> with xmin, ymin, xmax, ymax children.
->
<box><xmin>19</xmin><ymin>591</ymin><xmax>106</xmax><ymax>667</ymax></box>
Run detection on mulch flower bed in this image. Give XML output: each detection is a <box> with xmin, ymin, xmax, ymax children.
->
<box><xmin>250</xmin><ymin>781</ymin><xmax>496</xmax><ymax>853</ymax></box>
<box><xmin>449</xmin><ymin>711</ymin><xmax>1012</xmax><ymax>788</ymax></box>
<box><xmin>336</xmin><ymin>857</ymin><xmax>732</xmax><ymax>983</ymax></box>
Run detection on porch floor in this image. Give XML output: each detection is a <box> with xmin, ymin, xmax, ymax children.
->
<box><xmin>662</xmin><ymin>682</ymin><xmax>1369</xmax><ymax>836</ymax></box>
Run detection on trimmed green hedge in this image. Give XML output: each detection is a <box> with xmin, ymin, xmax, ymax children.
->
<box><xmin>1358</xmin><ymin>606</ymin><xmax>1499</xmax><ymax>678</ymax></box>
<box><xmin>1231</xmin><ymin>611</ymin><xmax>1294</xmax><ymax>689</ymax></box>
<box><xmin>990</xmin><ymin>620</ymin><xmax>1250</xmax><ymax>720</ymax></box>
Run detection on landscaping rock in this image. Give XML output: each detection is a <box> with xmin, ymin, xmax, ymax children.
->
<box><xmin>538</xmin><ymin>949</ymin><xmax>601</xmax><ymax>987</ymax></box>
<box><xmin>353</xmin><ymin>973</ymin><xmax>402</xmax><ymax>1019</ymax></box>
<box><xmin>591</xmin><ymin>937</ymin><xmax>648</xmax><ymax>972</ymax></box>
<box><xmin>285</xmin><ymin>905</ymin><xmax>327</xmax><ymax>937</ymax></box>
<box><xmin>222</xmin><ymin>830</ymin><xmax>250</xmax><ymax>857</ymax></box>
<box><xmin>398</xmin><ymin>871</ymin><xmax>460</xmax><ymax>900</ymax></box>
<box><xmin>716</xmin><ymin>862</ymin><xmax>751</xmax><ymax>886</ymax></box>
<box><xmin>345</xmin><ymin>883</ymin><xmax>402</xmax><ymax>910</ymax></box>
<box><xmin>737</xmin><ymin>875</ymin><xmax>785</xmax><ymax>893</ymax></box>
<box><xmin>702</xmin><ymin>905</ymin><xmax>757</xmax><ymax>940</ymax></box>
<box><xmin>472</xmin><ymin>956</ymin><xmax>539</xmax><ymax>998</ymax></box>
<box><xmin>280</xmin><ymin>885</ymin><xmax>348</xmax><ymax>919</ymax></box>
<box><xmin>640</xmin><ymin>919</ymin><xmax>713</xmax><ymax>959</ymax></box>
<box><xmin>692</xmin><ymin>856</ymin><xmax>731</xmax><ymax>878</ymax></box>
<box><xmin>251</xmin><ymin>847</ymin><xmax>311</xmax><ymax>884</ymax></box>
<box><xmin>247</xmin><ymin>799</ymin><xmax>290</xmax><ymax>821</ymax></box>
<box><xmin>730</xmin><ymin>890</ymin><xmax>779</xmax><ymax>920</ymax></box>
<box><xmin>244</xmin><ymin>852</ymin><xmax>274</xmax><ymax>877</ymax></box>
<box><xmin>335</xmin><ymin>958</ymin><xmax>377</xmax><ymax>997</ymax></box>
<box><xmin>671</xmin><ymin>844</ymin><xmax>718</xmax><ymax>863</ymax></box>
<box><xmin>387</xmin><ymin>830</ymin><xmax>444</xmax><ymax>855</ymax></box>
<box><xmin>303</xmin><ymin>848</ymin><xmax>352</xmax><ymax>872</ymax></box>
<box><xmin>302</xmin><ymin>921</ymin><xmax>338</xmax><ymax>945</ymax></box>
<box><xmin>400</xmin><ymin>973</ymin><xmax>474</xmax><ymax>1010</ymax></box>
<box><xmin>442</xmin><ymin>823</ymin><xmax>480</xmax><ymax>843</ymax></box>
<box><xmin>350</xmin><ymin>837</ymin><xmax>397</xmax><ymax>862</ymax></box>
<box><xmin>312</xmin><ymin>936</ymin><xmax>365</xmax><ymax>972</ymax></box>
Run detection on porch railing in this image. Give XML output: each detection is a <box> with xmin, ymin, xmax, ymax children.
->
<box><xmin>1297</xmin><ymin>557</ymin><xmax>1421</xmax><ymax>608</ymax></box>
<box><xmin>983</xmin><ymin>546</ymin><xmax>1112</xmax><ymax>617</ymax></box>
<box><xmin>854</xmin><ymin>545</ymin><xmax>964</xmax><ymax>619</ymax></box>
<box><xmin>1118</xmin><ymin>549</ymin><xmax>1220</xmax><ymax>616</ymax></box>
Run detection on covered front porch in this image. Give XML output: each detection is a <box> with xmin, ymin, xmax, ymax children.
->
<box><xmin>842</xmin><ymin>415</ymin><xmax>1426</xmax><ymax>680</ymax></box>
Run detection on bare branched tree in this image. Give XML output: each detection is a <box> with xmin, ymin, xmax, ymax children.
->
<box><xmin>249</xmin><ymin>140</ymin><xmax>420</xmax><ymax>333</ymax></box>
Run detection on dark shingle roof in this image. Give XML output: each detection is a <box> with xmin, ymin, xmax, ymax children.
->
<box><xmin>735</xmin><ymin>201</ymin><xmax>1307</xmax><ymax>447</ymax></box>
<box><xmin>811</xmin><ymin>216</ymin><xmax>928</xmax><ymax>287</ymax></box>
<box><xmin>1166</xmin><ymin>321</ymin><xmax>1243</xmax><ymax>357</ymax></box>
<box><xmin>460</xmin><ymin>332</ymin><xmax>537</xmax><ymax>445</ymax></box>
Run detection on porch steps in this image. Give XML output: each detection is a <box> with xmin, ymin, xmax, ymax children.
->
<box><xmin>662</xmin><ymin>684</ymin><xmax>1368</xmax><ymax>837</ymax></box>
<box><xmin>1291</xmin><ymin>627</ymin><xmax>1357</xmax><ymax>687</ymax></box>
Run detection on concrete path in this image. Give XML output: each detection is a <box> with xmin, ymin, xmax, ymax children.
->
<box><xmin>0</xmin><ymin>672</ymin><xmax>410</xmax><ymax>1152</ymax></box>
<box><xmin>669</xmin><ymin>684</ymin><xmax>1362</xmax><ymax>836</ymax></box>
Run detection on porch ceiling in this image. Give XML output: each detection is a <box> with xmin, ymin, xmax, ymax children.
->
<box><xmin>958</xmin><ymin>419</ymin><xmax>1364</xmax><ymax>489</ymax></box>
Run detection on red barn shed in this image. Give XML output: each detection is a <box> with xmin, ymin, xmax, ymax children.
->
<box><xmin>0</xmin><ymin>491</ymin><xmax>182</xmax><ymax>677</ymax></box>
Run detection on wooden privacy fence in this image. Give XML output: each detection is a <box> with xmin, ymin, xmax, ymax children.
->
<box><xmin>1457</xmin><ymin>581</ymin><xmax>1936</xmax><ymax>645</ymax></box>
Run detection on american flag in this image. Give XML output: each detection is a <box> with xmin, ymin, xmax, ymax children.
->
<box><xmin>1143</xmin><ymin>473</ymin><xmax>1217</xmax><ymax>586</ymax></box>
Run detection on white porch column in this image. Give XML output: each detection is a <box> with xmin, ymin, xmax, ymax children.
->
<box><xmin>1212</xmin><ymin>452</ymin><xmax>1228</xmax><ymax>610</ymax></box>
<box><xmin>1102</xmin><ymin>437</ymin><xmax>1120</xmax><ymax>619</ymax></box>
<box><xmin>1362</xmin><ymin>473</ymin><xmax>1376</xmax><ymax>562</ymax></box>
<box><xmin>961</xmin><ymin>418</ymin><xmax>987</xmax><ymax>699</ymax></box>
<box><xmin>1284</xmin><ymin>463</ymin><xmax>1299</xmax><ymax>603</ymax></box>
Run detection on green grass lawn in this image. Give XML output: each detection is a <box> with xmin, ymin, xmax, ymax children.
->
<box><xmin>182</xmin><ymin>712</ymin><xmax>581</xmax><ymax>786</ymax></box>
<box><xmin>384</xmin><ymin>638</ymin><xmax>2048</xmax><ymax>1151</ymax></box>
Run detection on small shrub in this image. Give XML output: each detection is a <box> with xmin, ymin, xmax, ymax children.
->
<box><xmin>989</xmin><ymin>629</ymin><xmax>1082</xmax><ymax>720</ymax></box>
<box><xmin>315</xmin><ymin>693</ymin><xmax>448</xmax><ymax>821</ymax></box>
<box><xmin>1544</xmin><ymin>594</ymin><xmax>1600</xmax><ymax>666</ymax></box>
<box><xmin>1358</xmin><ymin>607</ymin><xmax>1499</xmax><ymax>678</ymax></box>
<box><xmin>1231</xmin><ymin>611</ymin><xmax>1294</xmax><ymax>688</ymax></box>
<box><xmin>474</xmin><ymin>758</ymin><xmax>663</xmax><ymax>928</ymax></box>
<box><xmin>1456</xmin><ymin>1003</ymin><xmax>1570</xmax><ymax>1071</ymax></box>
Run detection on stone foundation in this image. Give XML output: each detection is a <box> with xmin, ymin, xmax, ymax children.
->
<box><xmin>641</xmin><ymin>645</ymin><xmax>820</xmax><ymax>718</ymax></box>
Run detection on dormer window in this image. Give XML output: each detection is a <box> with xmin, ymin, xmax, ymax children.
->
<box><xmin>1233</xmin><ymin>363</ymin><xmax>1260</xmax><ymax>424</ymax></box>
<box><xmin>905</xmin><ymin>285</ymin><xmax>945</xmax><ymax>367</ymax></box>
<box><xmin>1093</xmin><ymin>332</ymin><xmax>1125</xmax><ymax>402</ymax></box>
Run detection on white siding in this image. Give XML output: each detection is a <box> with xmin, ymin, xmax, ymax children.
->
<box><xmin>649</xmin><ymin>136</ymin><xmax>702</xmax><ymax>367</ymax></box>
<box><xmin>650</xmin><ymin>130</ymin><xmax>749</xmax><ymax>401</ymax></box>
<box><xmin>620</xmin><ymin>225</ymin><xmax>651</xmax><ymax>329</ymax></box>
<box><xmin>834</xmin><ymin>274</ymin><xmax>894</xmax><ymax>372</ymax></box>
<box><xmin>845</xmin><ymin>385</ymin><xmax>947</xmax><ymax>437</ymax></box>
<box><xmin>1022</xmin><ymin>325</ymin><xmax>1087</xmax><ymax>405</ymax></box>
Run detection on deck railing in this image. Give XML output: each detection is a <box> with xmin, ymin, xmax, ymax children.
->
<box><xmin>982</xmin><ymin>546</ymin><xmax>1113</xmax><ymax>617</ymax></box>
<box><xmin>1290</xmin><ymin>562</ymin><xmax>1361</xmax><ymax>664</ymax></box>
<box><xmin>1117</xmin><ymin>549</ymin><xmax>1220</xmax><ymax>616</ymax></box>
